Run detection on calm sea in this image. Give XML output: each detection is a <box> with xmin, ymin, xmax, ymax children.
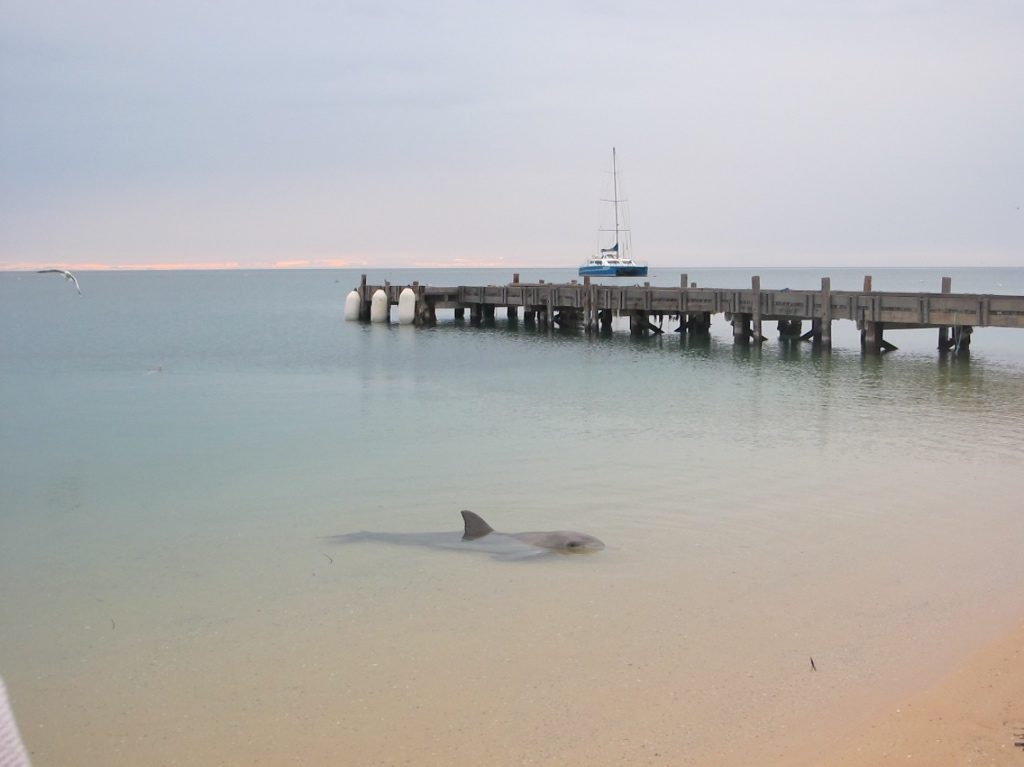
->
<box><xmin>2</xmin><ymin>267</ymin><xmax>1023</xmax><ymax>766</ymax></box>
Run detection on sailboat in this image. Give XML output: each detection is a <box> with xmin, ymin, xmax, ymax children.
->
<box><xmin>579</xmin><ymin>148</ymin><xmax>648</xmax><ymax>277</ymax></box>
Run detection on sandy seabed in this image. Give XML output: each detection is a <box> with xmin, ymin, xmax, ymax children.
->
<box><xmin>788</xmin><ymin>620</ymin><xmax>1024</xmax><ymax>767</ymax></box>
<box><xmin>8</xmin><ymin>619</ymin><xmax>1015</xmax><ymax>767</ymax></box>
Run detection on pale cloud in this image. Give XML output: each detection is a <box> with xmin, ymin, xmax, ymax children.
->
<box><xmin>6</xmin><ymin>257</ymin><xmax>374</xmax><ymax>271</ymax></box>
<box><xmin>2</xmin><ymin>1</ymin><xmax>1022</xmax><ymax>269</ymax></box>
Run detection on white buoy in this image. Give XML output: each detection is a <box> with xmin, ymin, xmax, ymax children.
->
<box><xmin>398</xmin><ymin>288</ymin><xmax>416</xmax><ymax>325</ymax></box>
<box><xmin>370</xmin><ymin>289</ymin><xmax>389</xmax><ymax>323</ymax></box>
<box><xmin>344</xmin><ymin>290</ymin><xmax>361</xmax><ymax>321</ymax></box>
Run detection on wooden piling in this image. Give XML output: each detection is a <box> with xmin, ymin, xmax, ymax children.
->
<box><xmin>804</xmin><ymin>319</ymin><xmax>821</xmax><ymax>342</ymax></box>
<box><xmin>693</xmin><ymin>312</ymin><xmax>711</xmax><ymax>335</ymax></box>
<box><xmin>820</xmin><ymin>277</ymin><xmax>832</xmax><ymax>347</ymax></box>
<box><xmin>953</xmin><ymin>324</ymin><xmax>973</xmax><ymax>354</ymax></box>
<box><xmin>939</xmin><ymin>276</ymin><xmax>952</xmax><ymax>350</ymax></box>
<box><xmin>862</xmin><ymin>321</ymin><xmax>897</xmax><ymax>353</ymax></box>
<box><xmin>752</xmin><ymin>276</ymin><xmax>763</xmax><ymax>343</ymax></box>
<box><xmin>733</xmin><ymin>313</ymin><xmax>751</xmax><ymax>344</ymax></box>
<box><xmin>779</xmin><ymin>319</ymin><xmax>802</xmax><ymax>339</ymax></box>
<box><xmin>583</xmin><ymin>276</ymin><xmax>593</xmax><ymax>333</ymax></box>
<box><xmin>861</xmin><ymin>321</ymin><xmax>883</xmax><ymax>353</ymax></box>
<box><xmin>414</xmin><ymin>288</ymin><xmax>436</xmax><ymax>326</ymax></box>
<box><xmin>630</xmin><ymin>310</ymin><xmax>647</xmax><ymax>337</ymax></box>
<box><xmin>358</xmin><ymin>273</ymin><xmax>371</xmax><ymax>321</ymax></box>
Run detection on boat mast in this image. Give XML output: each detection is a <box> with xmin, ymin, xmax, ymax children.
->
<box><xmin>612</xmin><ymin>147</ymin><xmax>619</xmax><ymax>255</ymax></box>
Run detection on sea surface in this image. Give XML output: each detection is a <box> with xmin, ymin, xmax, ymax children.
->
<box><xmin>2</xmin><ymin>266</ymin><xmax>1023</xmax><ymax>766</ymax></box>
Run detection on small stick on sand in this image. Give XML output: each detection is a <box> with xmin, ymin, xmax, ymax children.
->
<box><xmin>810</xmin><ymin>656</ymin><xmax>817</xmax><ymax>671</ymax></box>
<box><xmin>321</xmin><ymin>552</ymin><xmax>334</xmax><ymax>565</ymax></box>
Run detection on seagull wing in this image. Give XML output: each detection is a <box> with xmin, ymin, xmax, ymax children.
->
<box><xmin>36</xmin><ymin>269</ymin><xmax>82</xmax><ymax>294</ymax></box>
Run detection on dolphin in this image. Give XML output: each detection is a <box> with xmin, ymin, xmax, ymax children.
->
<box><xmin>325</xmin><ymin>510</ymin><xmax>604</xmax><ymax>559</ymax></box>
<box><xmin>459</xmin><ymin>510</ymin><xmax>604</xmax><ymax>553</ymax></box>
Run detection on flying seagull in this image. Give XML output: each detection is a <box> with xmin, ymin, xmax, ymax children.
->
<box><xmin>36</xmin><ymin>269</ymin><xmax>82</xmax><ymax>295</ymax></box>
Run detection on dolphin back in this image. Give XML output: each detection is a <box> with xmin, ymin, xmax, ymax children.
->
<box><xmin>461</xmin><ymin>510</ymin><xmax>495</xmax><ymax>540</ymax></box>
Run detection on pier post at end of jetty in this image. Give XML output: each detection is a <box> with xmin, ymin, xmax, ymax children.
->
<box><xmin>344</xmin><ymin>273</ymin><xmax>1024</xmax><ymax>356</ymax></box>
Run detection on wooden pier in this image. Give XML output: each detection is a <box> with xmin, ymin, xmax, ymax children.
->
<box><xmin>349</xmin><ymin>273</ymin><xmax>1024</xmax><ymax>354</ymax></box>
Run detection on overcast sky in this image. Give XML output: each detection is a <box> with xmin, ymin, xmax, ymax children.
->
<box><xmin>1</xmin><ymin>1</ymin><xmax>1022</xmax><ymax>269</ymax></box>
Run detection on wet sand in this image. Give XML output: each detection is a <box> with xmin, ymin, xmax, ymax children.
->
<box><xmin>790</xmin><ymin>619</ymin><xmax>1024</xmax><ymax>766</ymax></box>
<box><xmin>5</xmin><ymin>551</ymin><xmax>1024</xmax><ymax>766</ymax></box>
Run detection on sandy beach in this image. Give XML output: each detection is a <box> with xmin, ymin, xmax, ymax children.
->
<box><xmin>791</xmin><ymin>620</ymin><xmax>1024</xmax><ymax>766</ymax></box>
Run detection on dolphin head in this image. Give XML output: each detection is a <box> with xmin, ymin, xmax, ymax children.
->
<box><xmin>512</xmin><ymin>529</ymin><xmax>605</xmax><ymax>553</ymax></box>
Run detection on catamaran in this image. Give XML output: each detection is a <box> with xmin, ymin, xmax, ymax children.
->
<box><xmin>579</xmin><ymin>148</ymin><xmax>648</xmax><ymax>277</ymax></box>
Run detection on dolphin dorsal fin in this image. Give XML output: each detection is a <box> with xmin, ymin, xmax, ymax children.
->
<box><xmin>461</xmin><ymin>510</ymin><xmax>494</xmax><ymax>540</ymax></box>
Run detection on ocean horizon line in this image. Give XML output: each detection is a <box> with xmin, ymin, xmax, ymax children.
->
<box><xmin>3</xmin><ymin>263</ymin><xmax>1022</xmax><ymax>274</ymax></box>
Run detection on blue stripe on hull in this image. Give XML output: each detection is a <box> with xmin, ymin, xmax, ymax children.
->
<box><xmin>578</xmin><ymin>266</ymin><xmax>648</xmax><ymax>277</ymax></box>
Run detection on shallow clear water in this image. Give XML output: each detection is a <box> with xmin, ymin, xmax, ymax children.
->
<box><xmin>2</xmin><ymin>267</ymin><xmax>1023</xmax><ymax>765</ymax></box>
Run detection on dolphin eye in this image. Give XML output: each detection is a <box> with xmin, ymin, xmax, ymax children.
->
<box><xmin>567</xmin><ymin>541</ymin><xmax>580</xmax><ymax>548</ymax></box>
